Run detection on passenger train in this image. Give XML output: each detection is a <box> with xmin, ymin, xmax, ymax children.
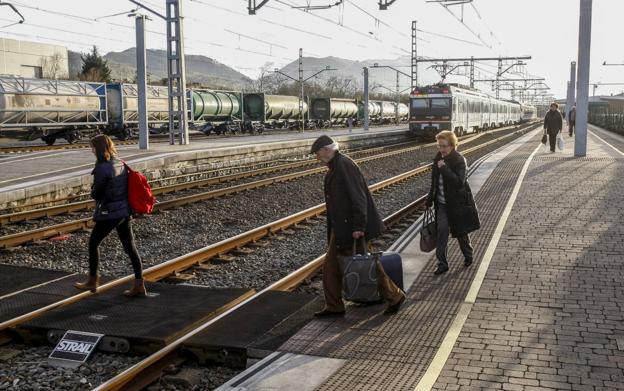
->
<box><xmin>409</xmin><ymin>83</ymin><xmax>536</xmax><ymax>139</ymax></box>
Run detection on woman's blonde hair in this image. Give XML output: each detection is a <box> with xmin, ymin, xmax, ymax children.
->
<box><xmin>90</xmin><ymin>134</ymin><xmax>117</xmax><ymax>162</ymax></box>
<box><xmin>435</xmin><ymin>130</ymin><xmax>458</xmax><ymax>149</ymax></box>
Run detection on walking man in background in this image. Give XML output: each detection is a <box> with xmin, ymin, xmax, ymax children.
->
<box><xmin>568</xmin><ymin>105</ymin><xmax>576</xmax><ymax>137</ymax></box>
<box><xmin>311</xmin><ymin>135</ymin><xmax>406</xmax><ymax>317</ymax></box>
<box><xmin>347</xmin><ymin>117</ymin><xmax>354</xmax><ymax>133</ymax></box>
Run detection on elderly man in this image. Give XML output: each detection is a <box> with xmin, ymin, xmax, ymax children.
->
<box><xmin>311</xmin><ymin>135</ymin><xmax>406</xmax><ymax>317</ymax></box>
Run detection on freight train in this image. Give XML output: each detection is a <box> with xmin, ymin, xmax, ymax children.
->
<box><xmin>0</xmin><ymin>76</ymin><xmax>245</xmax><ymax>144</ymax></box>
<box><xmin>409</xmin><ymin>83</ymin><xmax>536</xmax><ymax>139</ymax></box>
<box><xmin>307</xmin><ymin>97</ymin><xmax>408</xmax><ymax>128</ymax></box>
<box><xmin>0</xmin><ymin>75</ymin><xmax>409</xmax><ymax>145</ymax></box>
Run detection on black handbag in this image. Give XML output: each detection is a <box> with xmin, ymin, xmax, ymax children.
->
<box><xmin>541</xmin><ymin>133</ymin><xmax>547</xmax><ymax>144</ymax></box>
<box><xmin>338</xmin><ymin>238</ymin><xmax>382</xmax><ymax>303</ymax></box>
<box><xmin>419</xmin><ymin>208</ymin><xmax>437</xmax><ymax>252</ymax></box>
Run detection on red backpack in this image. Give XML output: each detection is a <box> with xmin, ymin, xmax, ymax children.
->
<box><xmin>122</xmin><ymin>161</ymin><xmax>156</xmax><ymax>214</ymax></box>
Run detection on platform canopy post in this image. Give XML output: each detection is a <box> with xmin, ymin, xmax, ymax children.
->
<box><xmin>575</xmin><ymin>0</ymin><xmax>592</xmax><ymax>157</ymax></box>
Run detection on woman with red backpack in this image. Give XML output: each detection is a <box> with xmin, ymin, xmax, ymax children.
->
<box><xmin>75</xmin><ymin>134</ymin><xmax>146</xmax><ymax>297</ymax></box>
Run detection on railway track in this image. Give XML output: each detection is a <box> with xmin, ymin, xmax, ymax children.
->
<box><xmin>0</xmin><ymin>122</ymin><xmax>538</xmax><ymax>333</ymax></box>
<box><xmin>92</xmin><ymin>125</ymin><xmax>539</xmax><ymax>390</ymax></box>
<box><xmin>0</xmin><ymin>125</ymin><xmax>404</xmax><ymax>154</ymax></box>
<box><xmin>0</xmin><ymin>123</ymin><xmax>538</xmax><ymax>390</ymax></box>
<box><xmin>0</xmin><ymin>125</ymin><xmax>532</xmax><ymax>247</ymax></box>
<box><xmin>0</xmin><ymin>138</ymin><xmax>415</xmax><ymax>216</ymax></box>
<box><xmin>0</xmin><ymin>139</ymin><xmax>440</xmax><ymax>246</ymax></box>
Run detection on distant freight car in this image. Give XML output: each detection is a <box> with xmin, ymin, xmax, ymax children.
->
<box><xmin>309</xmin><ymin>97</ymin><xmax>358</xmax><ymax>128</ymax></box>
<box><xmin>107</xmin><ymin>83</ymin><xmax>172</xmax><ymax>140</ymax></box>
<box><xmin>188</xmin><ymin>89</ymin><xmax>242</xmax><ymax>134</ymax></box>
<box><xmin>0</xmin><ymin>75</ymin><xmax>107</xmax><ymax>145</ymax></box>
<box><xmin>357</xmin><ymin>100</ymin><xmax>409</xmax><ymax>124</ymax></box>
<box><xmin>242</xmin><ymin>93</ymin><xmax>308</xmax><ymax>132</ymax></box>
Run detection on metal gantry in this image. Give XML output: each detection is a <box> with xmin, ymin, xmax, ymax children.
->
<box><xmin>378</xmin><ymin>0</ymin><xmax>398</xmax><ymax>10</ymax></box>
<box><xmin>411</xmin><ymin>20</ymin><xmax>418</xmax><ymax>90</ymax></box>
<box><xmin>129</xmin><ymin>0</ymin><xmax>189</xmax><ymax>146</ymax></box>
<box><xmin>273</xmin><ymin>49</ymin><xmax>336</xmax><ymax>132</ymax></box>
<box><xmin>369</xmin><ymin>64</ymin><xmax>412</xmax><ymax>125</ymax></box>
<box><xmin>414</xmin><ymin>56</ymin><xmax>531</xmax><ymax>95</ymax></box>
<box><xmin>165</xmin><ymin>0</ymin><xmax>188</xmax><ymax>145</ymax></box>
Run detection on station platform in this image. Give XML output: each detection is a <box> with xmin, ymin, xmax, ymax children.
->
<box><xmin>219</xmin><ymin>126</ymin><xmax>624</xmax><ymax>391</ymax></box>
<box><xmin>0</xmin><ymin>126</ymin><xmax>408</xmax><ymax>211</ymax></box>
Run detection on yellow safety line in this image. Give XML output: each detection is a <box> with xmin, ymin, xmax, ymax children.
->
<box><xmin>415</xmin><ymin>141</ymin><xmax>541</xmax><ymax>391</ymax></box>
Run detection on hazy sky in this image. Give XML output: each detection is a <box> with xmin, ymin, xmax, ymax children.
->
<box><xmin>1</xmin><ymin>0</ymin><xmax>622</xmax><ymax>99</ymax></box>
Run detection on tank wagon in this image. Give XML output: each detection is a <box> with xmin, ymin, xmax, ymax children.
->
<box><xmin>357</xmin><ymin>100</ymin><xmax>409</xmax><ymax>124</ymax></box>
<box><xmin>0</xmin><ymin>75</ymin><xmax>107</xmax><ymax>145</ymax></box>
<box><xmin>309</xmin><ymin>97</ymin><xmax>358</xmax><ymax>128</ymax></box>
<box><xmin>107</xmin><ymin>83</ymin><xmax>172</xmax><ymax>140</ymax></box>
<box><xmin>188</xmin><ymin>89</ymin><xmax>242</xmax><ymax>135</ymax></box>
<box><xmin>409</xmin><ymin>84</ymin><xmax>523</xmax><ymax>139</ymax></box>
<box><xmin>242</xmin><ymin>93</ymin><xmax>308</xmax><ymax>132</ymax></box>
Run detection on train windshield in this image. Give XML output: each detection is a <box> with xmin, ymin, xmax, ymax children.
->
<box><xmin>410</xmin><ymin>98</ymin><xmax>451</xmax><ymax>116</ymax></box>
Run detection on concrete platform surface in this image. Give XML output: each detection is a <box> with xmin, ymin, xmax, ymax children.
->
<box><xmin>228</xmin><ymin>127</ymin><xmax>624</xmax><ymax>390</ymax></box>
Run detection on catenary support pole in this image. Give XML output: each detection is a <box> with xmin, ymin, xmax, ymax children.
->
<box><xmin>135</xmin><ymin>15</ymin><xmax>149</xmax><ymax>150</ymax></box>
<box><xmin>566</xmin><ymin>61</ymin><xmax>577</xmax><ymax>121</ymax></box>
<box><xmin>363</xmin><ymin>67</ymin><xmax>369</xmax><ymax>131</ymax></box>
<box><xmin>575</xmin><ymin>0</ymin><xmax>592</xmax><ymax>157</ymax></box>
<box><xmin>299</xmin><ymin>48</ymin><xmax>304</xmax><ymax>132</ymax></box>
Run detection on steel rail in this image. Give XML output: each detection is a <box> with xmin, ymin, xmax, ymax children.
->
<box><xmin>0</xmin><ymin>123</ymin><xmax>538</xmax><ymax>333</ymax></box>
<box><xmin>0</xmin><ymin>141</ymin><xmax>418</xmax><ymax>224</ymax></box>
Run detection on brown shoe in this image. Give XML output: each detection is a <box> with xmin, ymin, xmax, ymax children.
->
<box><xmin>313</xmin><ymin>308</ymin><xmax>345</xmax><ymax>318</ymax></box>
<box><xmin>384</xmin><ymin>295</ymin><xmax>406</xmax><ymax>315</ymax></box>
<box><xmin>74</xmin><ymin>275</ymin><xmax>100</xmax><ymax>293</ymax></box>
<box><xmin>123</xmin><ymin>278</ymin><xmax>147</xmax><ymax>297</ymax></box>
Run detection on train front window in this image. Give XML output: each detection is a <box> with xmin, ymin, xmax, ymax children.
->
<box><xmin>411</xmin><ymin>99</ymin><xmax>429</xmax><ymax>109</ymax></box>
<box><xmin>410</xmin><ymin>98</ymin><xmax>451</xmax><ymax>117</ymax></box>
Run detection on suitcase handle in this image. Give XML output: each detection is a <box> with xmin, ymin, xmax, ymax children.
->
<box><xmin>351</xmin><ymin>237</ymin><xmax>368</xmax><ymax>256</ymax></box>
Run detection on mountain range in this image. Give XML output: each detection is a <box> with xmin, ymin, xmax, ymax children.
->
<box><xmin>69</xmin><ymin>48</ymin><xmax>423</xmax><ymax>90</ymax></box>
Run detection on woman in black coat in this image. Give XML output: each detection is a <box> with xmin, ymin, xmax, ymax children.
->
<box><xmin>426</xmin><ymin>131</ymin><xmax>480</xmax><ymax>275</ymax></box>
<box><xmin>74</xmin><ymin>135</ymin><xmax>146</xmax><ymax>296</ymax></box>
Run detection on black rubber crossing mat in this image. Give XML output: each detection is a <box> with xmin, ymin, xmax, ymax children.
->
<box><xmin>0</xmin><ymin>274</ymin><xmax>112</xmax><ymax>324</ymax></box>
<box><xmin>0</xmin><ymin>264</ymin><xmax>70</xmax><ymax>297</ymax></box>
<box><xmin>183</xmin><ymin>290</ymin><xmax>314</xmax><ymax>368</ymax></box>
<box><xmin>19</xmin><ymin>283</ymin><xmax>250</xmax><ymax>351</ymax></box>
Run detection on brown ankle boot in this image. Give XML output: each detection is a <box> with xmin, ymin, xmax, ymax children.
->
<box><xmin>74</xmin><ymin>275</ymin><xmax>99</xmax><ymax>293</ymax></box>
<box><xmin>123</xmin><ymin>279</ymin><xmax>147</xmax><ymax>297</ymax></box>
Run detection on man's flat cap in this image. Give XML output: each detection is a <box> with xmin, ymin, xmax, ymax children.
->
<box><xmin>310</xmin><ymin>135</ymin><xmax>334</xmax><ymax>154</ymax></box>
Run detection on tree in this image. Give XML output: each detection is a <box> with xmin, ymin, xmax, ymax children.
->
<box><xmin>79</xmin><ymin>46</ymin><xmax>111</xmax><ymax>82</ymax></box>
<box><xmin>39</xmin><ymin>52</ymin><xmax>67</xmax><ymax>79</ymax></box>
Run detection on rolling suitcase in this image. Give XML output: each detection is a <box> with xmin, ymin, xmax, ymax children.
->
<box><xmin>379</xmin><ymin>251</ymin><xmax>404</xmax><ymax>291</ymax></box>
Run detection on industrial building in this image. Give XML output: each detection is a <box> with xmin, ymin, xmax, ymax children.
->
<box><xmin>0</xmin><ymin>37</ymin><xmax>68</xmax><ymax>79</ymax></box>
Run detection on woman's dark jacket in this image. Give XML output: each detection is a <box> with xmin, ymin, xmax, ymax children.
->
<box><xmin>543</xmin><ymin>110</ymin><xmax>563</xmax><ymax>133</ymax></box>
<box><xmin>91</xmin><ymin>158</ymin><xmax>131</xmax><ymax>221</ymax></box>
<box><xmin>427</xmin><ymin>149</ymin><xmax>480</xmax><ymax>237</ymax></box>
<box><xmin>324</xmin><ymin>152</ymin><xmax>384</xmax><ymax>247</ymax></box>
